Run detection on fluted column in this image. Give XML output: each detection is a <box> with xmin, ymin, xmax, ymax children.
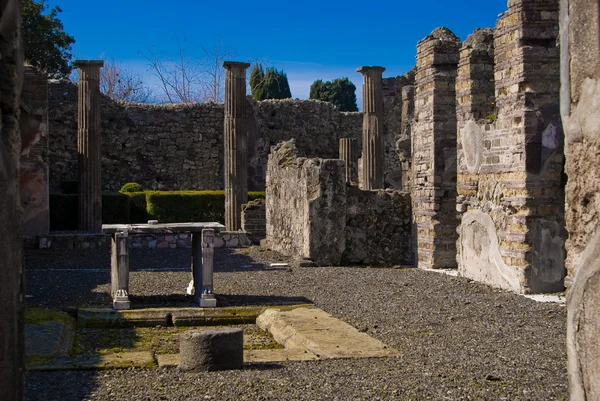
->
<box><xmin>223</xmin><ymin>61</ymin><xmax>250</xmax><ymax>231</ymax></box>
<box><xmin>339</xmin><ymin>138</ymin><xmax>358</xmax><ymax>184</ymax></box>
<box><xmin>75</xmin><ymin>60</ymin><xmax>104</xmax><ymax>232</ymax></box>
<box><xmin>357</xmin><ymin>66</ymin><xmax>385</xmax><ymax>190</ymax></box>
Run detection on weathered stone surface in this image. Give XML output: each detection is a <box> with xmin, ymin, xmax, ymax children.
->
<box><xmin>413</xmin><ymin>27</ymin><xmax>461</xmax><ymax>269</ymax></box>
<box><xmin>562</xmin><ymin>1</ymin><xmax>600</xmax><ymax>399</ymax></box>
<box><xmin>223</xmin><ymin>61</ymin><xmax>250</xmax><ymax>231</ymax></box>
<box><xmin>75</xmin><ymin>60</ymin><xmax>104</xmax><ymax>232</ymax></box>
<box><xmin>0</xmin><ymin>0</ymin><xmax>25</xmax><ymax>398</ymax></box>
<box><xmin>343</xmin><ymin>187</ymin><xmax>413</xmax><ymax>266</ymax></box>
<box><xmin>241</xmin><ymin>199</ymin><xmax>266</xmax><ymax>244</ymax></box>
<box><xmin>20</xmin><ymin>66</ymin><xmax>49</xmax><ymax>236</ymax></box>
<box><xmin>457</xmin><ymin>0</ymin><xmax>565</xmax><ymax>294</ymax></box>
<box><xmin>179</xmin><ymin>328</ymin><xmax>243</xmax><ymax>371</ymax></box>
<box><xmin>357</xmin><ymin>66</ymin><xmax>385</xmax><ymax>190</ymax></box>
<box><xmin>265</xmin><ymin>140</ymin><xmax>346</xmax><ymax>265</ymax></box>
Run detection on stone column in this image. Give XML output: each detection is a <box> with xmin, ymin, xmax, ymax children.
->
<box><xmin>339</xmin><ymin>138</ymin><xmax>358</xmax><ymax>184</ymax></box>
<box><xmin>75</xmin><ymin>60</ymin><xmax>104</xmax><ymax>232</ymax></box>
<box><xmin>357</xmin><ymin>66</ymin><xmax>385</xmax><ymax>190</ymax></box>
<box><xmin>223</xmin><ymin>61</ymin><xmax>250</xmax><ymax>231</ymax></box>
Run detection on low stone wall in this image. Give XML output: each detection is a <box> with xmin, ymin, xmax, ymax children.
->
<box><xmin>27</xmin><ymin>231</ymin><xmax>250</xmax><ymax>250</ymax></box>
<box><xmin>343</xmin><ymin>187</ymin><xmax>413</xmax><ymax>266</ymax></box>
<box><xmin>241</xmin><ymin>199</ymin><xmax>266</xmax><ymax>245</ymax></box>
<box><xmin>265</xmin><ymin>140</ymin><xmax>413</xmax><ymax>266</ymax></box>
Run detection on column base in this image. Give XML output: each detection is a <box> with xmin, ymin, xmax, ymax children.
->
<box><xmin>113</xmin><ymin>289</ymin><xmax>131</xmax><ymax>310</ymax></box>
<box><xmin>199</xmin><ymin>294</ymin><xmax>217</xmax><ymax>308</ymax></box>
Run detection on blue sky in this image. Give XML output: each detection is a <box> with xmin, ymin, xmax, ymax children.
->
<box><xmin>48</xmin><ymin>0</ymin><xmax>507</xmax><ymax>103</ymax></box>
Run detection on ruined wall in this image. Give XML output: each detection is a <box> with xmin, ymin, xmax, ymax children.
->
<box><xmin>382</xmin><ymin>72</ymin><xmax>415</xmax><ymax>190</ymax></box>
<box><xmin>265</xmin><ymin>140</ymin><xmax>346</xmax><ymax>265</ymax></box>
<box><xmin>412</xmin><ymin>27</ymin><xmax>461</xmax><ymax>269</ymax></box>
<box><xmin>265</xmin><ymin>139</ymin><xmax>413</xmax><ymax>266</ymax></box>
<box><xmin>456</xmin><ymin>0</ymin><xmax>564</xmax><ymax>294</ymax></box>
<box><xmin>241</xmin><ymin>199</ymin><xmax>266</xmax><ymax>245</ymax></box>
<box><xmin>20</xmin><ymin>66</ymin><xmax>49</xmax><ymax>235</ymax></box>
<box><xmin>343</xmin><ymin>187</ymin><xmax>413</xmax><ymax>266</ymax></box>
<box><xmin>248</xmin><ymin>99</ymin><xmax>362</xmax><ymax>191</ymax></box>
<box><xmin>48</xmin><ymin>83</ymin><xmax>364</xmax><ymax>192</ymax></box>
<box><xmin>48</xmin><ymin>81</ymin><xmax>225</xmax><ymax>192</ymax></box>
<box><xmin>562</xmin><ymin>0</ymin><xmax>600</xmax><ymax>398</ymax></box>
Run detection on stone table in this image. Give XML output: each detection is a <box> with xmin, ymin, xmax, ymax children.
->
<box><xmin>102</xmin><ymin>222</ymin><xmax>225</xmax><ymax>310</ymax></box>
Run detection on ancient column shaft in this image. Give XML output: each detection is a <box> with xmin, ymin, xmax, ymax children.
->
<box><xmin>339</xmin><ymin>138</ymin><xmax>359</xmax><ymax>184</ymax></box>
<box><xmin>357</xmin><ymin>66</ymin><xmax>385</xmax><ymax>190</ymax></box>
<box><xmin>75</xmin><ymin>60</ymin><xmax>104</xmax><ymax>232</ymax></box>
<box><xmin>223</xmin><ymin>62</ymin><xmax>250</xmax><ymax>231</ymax></box>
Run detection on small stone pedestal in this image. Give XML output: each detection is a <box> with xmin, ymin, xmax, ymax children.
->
<box><xmin>179</xmin><ymin>328</ymin><xmax>243</xmax><ymax>371</ymax></box>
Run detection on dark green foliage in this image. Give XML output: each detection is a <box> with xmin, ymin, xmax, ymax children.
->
<box><xmin>49</xmin><ymin>191</ymin><xmax>266</xmax><ymax>229</ymax></box>
<box><xmin>22</xmin><ymin>0</ymin><xmax>75</xmax><ymax>78</ymax></box>
<box><xmin>249</xmin><ymin>64</ymin><xmax>292</xmax><ymax>101</ymax></box>
<box><xmin>102</xmin><ymin>193</ymin><xmax>131</xmax><ymax>224</ymax></box>
<box><xmin>309</xmin><ymin>77</ymin><xmax>358</xmax><ymax>112</ymax></box>
<box><xmin>119</xmin><ymin>182</ymin><xmax>143</xmax><ymax>193</ymax></box>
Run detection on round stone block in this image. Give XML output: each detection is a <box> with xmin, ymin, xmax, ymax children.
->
<box><xmin>179</xmin><ymin>328</ymin><xmax>243</xmax><ymax>371</ymax></box>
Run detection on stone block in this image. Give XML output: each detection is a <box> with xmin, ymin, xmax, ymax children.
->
<box><xmin>179</xmin><ymin>328</ymin><xmax>243</xmax><ymax>371</ymax></box>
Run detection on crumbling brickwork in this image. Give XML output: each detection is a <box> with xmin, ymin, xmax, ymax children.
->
<box><xmin>456</xmin><ymin>0</ymin><xmax>564</xmax><ymax>294</ymax></box>
<box><xmin>241</xmin><ymin>199</ymin><xmax>266</xmax><ymax>245</ymax></box>
<box><xmin>412</xmin><ymin>27</ymin><xmax>461</xmax><ymax>269</ymax></box>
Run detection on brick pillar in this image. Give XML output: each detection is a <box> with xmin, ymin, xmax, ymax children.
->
<box><xmin>339</xmin><ymin>138</ymin><xmax>359</xmax><ymax>184</ymax></box>
<box><xmin>412</xmin><ymin>28</ymin><xmax>461</xmax><ymax>269</ymax></box>
<box><xmin>75</xmin><ymin>60</ymin><xmax>104</xmax><ymax>232</ymax></box>
<box><xmin>223</xmin><ymin>61</ymin><xmax>250</xmax><ymax>231</ymax></box>
<box><xmin>357</xmin><ymin>66</ymin><xmax>385</xmax><ymax>190</ymax></box>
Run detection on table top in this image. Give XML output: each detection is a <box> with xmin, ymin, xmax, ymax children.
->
<box><xmin>102</xmin><ymin>222</ymin><xmax>225</xmax><ymax>234</ymax></box>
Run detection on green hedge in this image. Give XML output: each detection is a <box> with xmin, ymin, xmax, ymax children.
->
<box><xmin>49</xmin><ymin>190</ymin><xmax>266</xmax><ymax>230</ymax></box>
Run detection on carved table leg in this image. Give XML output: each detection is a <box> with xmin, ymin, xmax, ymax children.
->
<box><xmin>199</xmin><ymin>228</ymin><xmax>216</xmax><ymax>307</ymax></box>
<box><xmin>188</xmin><ymin>232</ymin><xmax>201</xmax><ymax>297</ymax></box>
<box><xmin>112</xmin><ymin>231</ymin><xmax>130</xmax><ymax>310</ymax></box>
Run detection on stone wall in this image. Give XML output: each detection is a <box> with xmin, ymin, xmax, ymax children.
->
<box><xmin>265</xmin><ymin>139</ymin><xmax>413</xmax><ymax>266</ymax></box>
<box><xmin>47</xmin><ymin>82</ymin><xmax>365</xmax><ymax>192</ymax></box>
<box><xmin>456</xmin><ymin>0</ymin><xmax>564</xmax><ymax>294</ymax></box>
<box><xmin>20</xmin><ymin>66</ymin><xmax>49</xmax><ymax>235</ymax></box>
<box><xmin>265</xmin><ymin>140</ymin><xmax>346</xmax><ymax>265</ymax></box>
<box><xmin>241</xmin><ymin>199</ymin><xmax>266</xmax><ymax>244</ymax></box>
<box><xmin>562</xmin><ymin>0</ymin><xmax>600</xmax><ymax>398</ymax></box>
<box><xmin>343</xmin><ymin>186</ymin><xmax>413</xmax><ymax>266</ymax></box>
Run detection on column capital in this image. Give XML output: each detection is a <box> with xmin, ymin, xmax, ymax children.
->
<box><xmin>223</xmin><ymin>61</ymin><xmax>251</xmax><ymax>71</ymax></box>
<box><xmin>356</xmin><ymin>66</ymin><xmax>386</xmax><ymax>74</ymax></box>
<box><xmin>74</xmin><ymin>60</ymin><xmax>104</xmax><ymax>69</ymax></box>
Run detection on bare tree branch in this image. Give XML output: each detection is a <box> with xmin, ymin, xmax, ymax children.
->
<box><xmin>100</xmin><ymin>58</ymin><xmax>153</xmax><ymax>103</ymax></box>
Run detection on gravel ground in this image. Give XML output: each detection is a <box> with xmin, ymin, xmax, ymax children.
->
<box><xmin>25</xmin><ymin>247</ymin><xmax>568</xmax><ymax>400</ymax></box>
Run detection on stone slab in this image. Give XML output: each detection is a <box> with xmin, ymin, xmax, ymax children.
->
<box><xmin>77</xmin><ymin>304</ymin><xmax>313</xmax><ymax>328</ymax></box>
<box><xmin>28</xmin><ymin>351</ymin><xmax>156</xmax><ymax>371</ymax></box>
<box><xmin>25</xmin><ymin>321</ymin><xmax>74</xmax><ymax>358</ymax></box>
<box><xmin>256</xmin><ymin>308</ymin><xmax>398</xmax><ymax>359</ymax></box>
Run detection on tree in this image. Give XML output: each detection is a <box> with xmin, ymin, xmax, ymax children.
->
<box><xmin>141</xmin><ymin>36</ymin><xmax>234</xmax><ymax>104</ymax></box>
<box><xmin>309</xmin><ymin>77</ymin><xmax>358</xmax><ymax>112</ymax></box>
<box><xmin>22</xmin><ymin>0</ymin><xmax>75</xmax><ymax>78</ymax></box>
<box><xmin>100</xmin><ymin>58</ymin><xmax>153</xmax><ymax>103</ymax></box>
<box><xmin>248</xmin><ymin>64</ymin><xmax>292</xmax><ymax>101</ymax></box>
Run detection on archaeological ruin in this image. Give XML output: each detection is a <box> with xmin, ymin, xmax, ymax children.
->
<box><xmin>10</xmin><ymin>0</ymin><xmax>600</xmax><ymax>398</ymax></box>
